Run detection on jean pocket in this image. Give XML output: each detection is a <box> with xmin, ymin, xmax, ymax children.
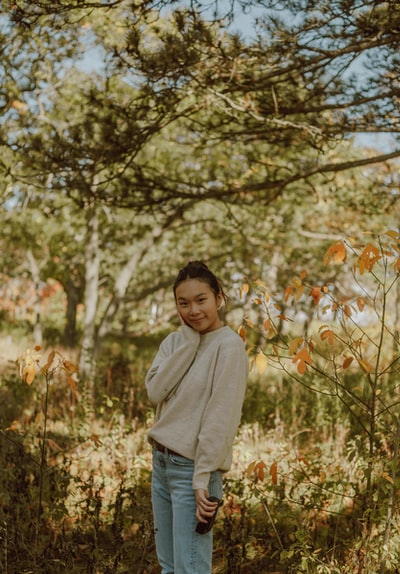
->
<box><xmin>169</xmin><ymin>453</ymin><xmax>195</xmax><ymax>467</ymax></box>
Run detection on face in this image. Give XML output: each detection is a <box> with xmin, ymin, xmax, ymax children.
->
<box><xmin>175</xmin><ymin>278</ymin><xmax>223</xmax><ymax>334</ymax></box>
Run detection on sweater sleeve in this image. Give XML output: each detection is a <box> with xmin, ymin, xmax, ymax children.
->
<box><xmin>145</xmin><ymin>325</ymin><xmax>201</xmax><ymax>404</ymax></box>
<box><xmin>193</xmin><ymin>335</ymin><xmax>249</xmax><ymax>490</ymax></box>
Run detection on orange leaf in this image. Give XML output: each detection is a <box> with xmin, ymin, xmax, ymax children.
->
<box><xmin>89</xmin><ymin>434</ymin><xmax>103</xmax><ymax>447</ymax></box>
<box><xmin>22</xmin><ymin>364</ymin><xmax>36</xmax><ymax>385</ymax></box>
<box><xmin>238</xmin><ymin>325</ymin><xmax>247</xmax><ymax>342</ymax></box>
<box><xmin>345</xmin><ymin>304</ymin><xmax>352</xmax><ymax>318</ymax></box>
<box><xmin>63</xmin><ymin>360</ymin><xmax>79</xmax><ymax>373</ymax></box>
<box><xmin>292</xmin><ymin>347</ymin><xmax>313</xmax><ymax>374</ymax></box>
<box><xmin>270</xmin><ymin>461</ymin><xmax>278</xmax><ymax>485</ymax></box>
<box><xmin>382</xmin><ymin>472</ymin><xmax>394</xmax><ymax>484</ymax></box>
<box><xmin>284</xmin><ymin>285</ymin><xmax>294</xmax><ymax>302</ymax></box>
<box><xmin>46</xmin><ymin>350</ymin><xmax>56</xmax><ymax>371</ymax></box>
<box><xmin>67</xmin><ymin>375</ymin><xmax>78</xmax><ymax>394</ymax></box>
<box><xmin>324</xmin><ymin>242</ymin><xmax>346</xmax><ymax>266</ymax></box>
<box><xmin>246</xmin><ymin>460</ymin><xmax>266</xmax><ymax>482</ymax></box>
<box><xmin>309</xmin><ymin>286</ymin><xmax>322</xmax><ymax>305</ymax></box>
<box><xmin>357</xmin><ymin>297</ymin><xmax>365</xmax><ymax>311</ymax></box>
<box><xmin>239</xmin><ymin>284</ymin><xmax>249</xmax><ymax>299</ymax></box>
<box><xmin>255</xmin><ymin>460</ymin><xmax>266</xmax><ymax>482</ymax></box>
<box><xmin>343</xmin><ymin>356</ymin><xmax>354</xmax><ymax>369</ymax></box>
<box><xmin>11</xmin><ymin>99</ymin><xmax>28</xmax><ymax>114</ymax></box>
<box><xmin>321</xmin><ymin>329</ymin><xmax>334</xmax><ymax>345</ymax></box>
<box><xmin>294</xmin><ymin>359</ymin><xmax>308</xmax><ymax>376</ymax></box>
<box><xmin>358</xmin><ymin>243</ymin><xmax>381</xmax><ymax>274</ymax></box>
<box><xmin>6</xmin><ymin>420</ymin><xmax>22</xmax><ymax>431</ymax></box>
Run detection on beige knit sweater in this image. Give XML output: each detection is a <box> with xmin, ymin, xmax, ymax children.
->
<box><xmin>146</xmin><ymin>325</ymin><xmax>249</xmax><ymax>490</ymax></box>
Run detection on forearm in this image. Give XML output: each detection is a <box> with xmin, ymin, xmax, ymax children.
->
<box><xmin>193</xmin><ymin>345</ymin><xmax>248</xmax><ymax>489</ymax></box>
<box><xmin>145</xmin><ymin>326</ymin><xmax>200</xmax><ymax>403</ymax></box>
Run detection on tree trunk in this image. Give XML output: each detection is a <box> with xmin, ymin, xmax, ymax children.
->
<box><xmin>26</xmin><ymin>249</ymin><xmax>43</xmax><ymax>347</ymax></box>
<box><xmin>63</xmin><ymin>273</ymin><xmax>82</xmax><ymax>348</ymax></box>
<box><xmin>79</xmin><ymin>198</ymin><xmax>100</xmax><ymax>399</ymax></box>
<box><xmin>95</xmin><ymin>211</ymin><xmax>183</xmax><ymax>348</ymax></box>
<box><xmin>96</xmin><ymin>235</ymin><xmax>155</xmax><ymax>343</ymax></box>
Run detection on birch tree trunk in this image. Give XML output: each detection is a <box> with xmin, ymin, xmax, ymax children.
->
<box><xmin>79</xmin><ymin>197</ymin><xmax>100</xmax><ymax>397</ymax></box>
<box><xmin>26</xmin><ymin>249</ymin><xmax>43</xmax><ymax>347</ymax></box>
<box><xmin>96</xmin><ymin>234</ymin><xmax>157</xmax><ymax>343</ymax></box>
<box><xmin>95</xmin><ymin>210</ymin><xmax>184</xmax><ymax>347</ymax></box>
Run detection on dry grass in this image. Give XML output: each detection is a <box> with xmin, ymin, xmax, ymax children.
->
<box><xmin>1</xmin><ymin>337</ymin><xmax>400</xmax><ymax>573</ymax></box>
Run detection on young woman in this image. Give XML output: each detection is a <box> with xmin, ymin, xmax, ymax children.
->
<box><xmin>145</xmin><ymin>261</ymin><xmax>249</xmax><ymax>574</ymax></box>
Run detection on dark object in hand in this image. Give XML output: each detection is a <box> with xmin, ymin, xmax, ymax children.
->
<box><xmin>195</xmin><ymin>496</ymin><xmax>222</xmax><ymax>534</ymax></box>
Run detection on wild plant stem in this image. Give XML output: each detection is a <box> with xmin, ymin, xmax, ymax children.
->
<box><xmin>38</xmin><ymin>373</ymin><xmax>50</xmax><ymax>519</ymax></box>
<box><xmin>380</xmin><ymin>415</ymin><xmax>400</xmax><ymax>573</ymax></box>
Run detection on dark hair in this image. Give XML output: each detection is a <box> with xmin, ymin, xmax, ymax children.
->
<box><xmin>173</xmin><ymin>261</ymin><xmax>228</xmax><ymax>304</ymax></box>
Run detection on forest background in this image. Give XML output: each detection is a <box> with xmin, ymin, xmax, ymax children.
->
<box><xmin>1</xmin><ymin>0</ymin><xmax>400</xmax><ymax>572</ymax></box>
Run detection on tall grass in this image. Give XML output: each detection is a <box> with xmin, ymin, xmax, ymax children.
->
<box><xmin>0</xmin><ymin>333</ymin><xmax>399</xmax><ymax>573</ymax></box>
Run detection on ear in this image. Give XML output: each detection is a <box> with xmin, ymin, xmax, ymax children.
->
<box><xmin>216</xmin><ymin>293</ymin><xmax>224</xmax><ymax>310</ymax></box>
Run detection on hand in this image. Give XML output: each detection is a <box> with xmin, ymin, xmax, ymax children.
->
<box><xmin>178</xmin><ymin>311</ymin><xmax>191</xmax><ymax>328</ymax></box>
<box><xmin>195</xmin><ymin>489</ymin><xmax>218</xmax><ymax>523</ymax></box>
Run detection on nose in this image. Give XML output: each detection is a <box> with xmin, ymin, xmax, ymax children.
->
<box><xmin>189</xmin><ymin>303</ymin><xmax>200</xmax><ymax>315</ymax></box>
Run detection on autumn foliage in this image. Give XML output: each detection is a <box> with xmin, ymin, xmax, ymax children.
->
<box><xmin>241</xmin><ymin>230</ymin><xmax>400</xmax><ymax>376</ymax></box>
<box><xmin>238</xmin><ymin>230</ymin><xmax>400</xmax><ymax>572</ymax></box>
<box><xmin>1</xmin><ymin>230</ymin><xmax>400</xmax><ymax>573</ymax></box>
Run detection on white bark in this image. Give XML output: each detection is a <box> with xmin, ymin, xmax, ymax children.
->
<box><xmin>79</xmin><ymin>198</ymin><xmax>100</xmax><ymax>386</ymax></box>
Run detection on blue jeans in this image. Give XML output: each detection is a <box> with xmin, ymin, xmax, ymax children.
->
<box><xmin>151</xmin><ymin>448</ymin><xmax>223</xmax><ymax>574</ymax></box>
